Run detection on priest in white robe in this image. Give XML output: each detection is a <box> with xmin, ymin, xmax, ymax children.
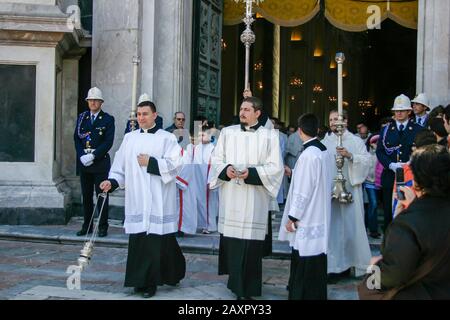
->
<box><xmin>100</xmin><ymin>101</ymin><xmax>185</xmax><ymax>298</ymax></box>
<box><xmin>209</xmin><ymin>97</ymin><xmax>284</xmax><ymax>299</ymax></box>
<box><xmin>322</xmin><ymin>110</ymin><xmax>372</xmax><ymax>278</ymax></box>
<box><xmin>279</xmin><ymin>114</ymin><xmax>334</xmax><ymax>300</ymax></box>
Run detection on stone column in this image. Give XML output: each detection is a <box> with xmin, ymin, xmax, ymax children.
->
<box><xmin>151</xmin><ymin>0</ymin><xmax>193</xmax><ymax>126</ymax></box>
<box><xmin>92</xmin><ymin>0</ymin><xmax>194</xmax><ymax>149</ymax></box>
<box><xmin>0</xmin><ymin>1</ymin><xmax>82</xmax><ymax>224</ymax></box>
<box><xmin>61</xmin><ymin>58</ymin><xmax>82</xmax><ymax>201</ymax></box>
<box><xmin>92</xmin><ymin>0</ymin><xmax>142</xmax><ymax>156</ymax></box>
<box><xmin>416</xmin><ymin>0</ymin><xmax>450</xmax><ymax>108</ymax></box>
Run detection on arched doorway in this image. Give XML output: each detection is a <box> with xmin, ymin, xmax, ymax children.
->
<box><xmin>219</xmin><ymin>0</ymin><xmax>418</xmax><ymax>132</ymax></box>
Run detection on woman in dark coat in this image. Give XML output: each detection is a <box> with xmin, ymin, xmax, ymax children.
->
<box><xmin>372</xmin><ymin>144</ymin><xmax>450</xmax><ymax>299</ymax></box>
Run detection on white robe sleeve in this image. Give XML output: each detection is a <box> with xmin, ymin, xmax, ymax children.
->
<box><xmin>176</xmin><ymin>145</ymin><xmax>192</xmax><ymax>191</ymax></box>
<box><xmin>348</xmin><ymin>137</ymin><xmax>371</xmax><ymax>187</ymax></box>
<box><xmin>155</xmin><ymin>135</ymin><xmax>183</xmax><ymax>184</ymax></box>
<box><xmin>208</xmin><ymin>128</ymin><xmax>228</xmax><ymax>190</ymax></box>
<box><xmin>255</xmin><ymin>130</ymin><xmax>284</xmax><ymax>198</ymax></box>
<box><xmin>108</xmin><ymin>134</ymin><xmax>128</xmax><ymax>188</ymax></box>
<box><xmin>286</xmin><ymin>153</ymin><xmax>318</xmax><ymax>221</ymax></box>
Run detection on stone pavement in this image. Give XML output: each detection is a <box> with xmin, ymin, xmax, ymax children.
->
<box><xmin>0</xmin><ymin>215</ymin><xmax>382</xmax><ymax>259</ymax></box>
<box><xmin>0</xmin><ymin>214</ymin><xmax>382</xmax><ymax>300</ymax></box>
<box><xmin>0</xmin><ymin>239</ymin><xmax>361</xmax><ymax>300</ymax></box>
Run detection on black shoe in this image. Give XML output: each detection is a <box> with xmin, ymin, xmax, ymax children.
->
<box><xmin>143</xmin><ymin>286</ymin><xmax>157</xmax><ymax>299</ymax></box>
<box><xmin>327</xmin><ymin>273</ymin><xmax>341</xmax><ymax>284</ymax></box>
<box><xmin>236</xmin><ymin>296</ymin><xmax>253</xmax><ymax>300</ymax></box>
<box><xmin>369</xmin><ymin>232</ymin><xmax>381</xmax><ymax>239</ymax></box>
<box><xmin>76</xmin><ymin>228</ymin><xmax>93</xmax><ymax>236</ymax></box>
<box><xmin>134</xmin><ymin>287</ymin><xmax>146</xmax><ymax>294</ymax></box>
<box><xmin>98</xmin><ymin>230</ymin><xmax>108</xmax><ymax>238</ymax></box>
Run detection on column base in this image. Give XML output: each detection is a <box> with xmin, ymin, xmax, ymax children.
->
<box><xmin>0</xmin><ymin>180</ymin><xmax>72</xmax><ymax>225</ymax></box>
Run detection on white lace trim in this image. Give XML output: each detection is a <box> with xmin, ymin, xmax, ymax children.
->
<box><xmin>296</xmin><ymin>224</ymin><xmax>325</xmax><ymax>240</ymax></box>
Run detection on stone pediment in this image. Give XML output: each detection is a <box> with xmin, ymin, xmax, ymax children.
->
<box><xmin>0</xmin><ymin>2</ymin><xmax>88</xmax><ymax>52</ymax></box>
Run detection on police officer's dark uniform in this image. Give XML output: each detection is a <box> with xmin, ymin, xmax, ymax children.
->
<box><xmin>74</xmin><ymin>87</ymin><xmax>115</xmax><ymax>237</ymax></box>
<box><xmin>376</xmin><ymin>95</ymin><xmax>422</xmax><ymax>232</ymax></box>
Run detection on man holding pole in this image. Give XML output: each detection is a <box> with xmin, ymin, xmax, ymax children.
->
<box><xmin>74</xmin><ymin>87</ymin><xmax>115</xmax><ymax>238</ymax></box>
<box><xmin>100</xmin><ymin>100</ymin><xmax>185</xmax><ymax>298</ymax></box>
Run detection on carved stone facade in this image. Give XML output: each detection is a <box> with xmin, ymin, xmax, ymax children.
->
<box><xmin>0</xmin><ymin>0</ymin><xmax>86</xmax><ymax>224</ymax></box>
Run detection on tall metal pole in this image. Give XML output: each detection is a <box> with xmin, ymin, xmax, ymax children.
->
<box><xmin>239</xmin><ymin>0</ymin><xmax>257</xmax><ymax>91</ymax></box>
<box><xmin>129</xmin><ymin>56</ymin><xmax>140</xmax><ymax>132</ymax></box>
<box><xmin>332</xmin><ymin>52</ymin><xmax>353</xmax><ymax>204</ymax></box>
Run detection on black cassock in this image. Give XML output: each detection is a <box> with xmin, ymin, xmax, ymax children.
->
<box><xmin>124</xmin><ymin>233</ymin><xmax>185</xmax><ymax>288</ymax></box>
<box><xmin>218</xmin><ymin>235</ymin><xmax>265</xmax><ymax>298</ymax></box>
<box><xmin>288</xmin><ymin>250</ymin><xmax>327</xmax><ymax>300</ymax></box>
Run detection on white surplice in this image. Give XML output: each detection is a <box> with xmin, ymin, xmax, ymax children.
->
<box><xmin>278</xmin><ymin>138</ymin><xmax>334</xmax><ymax>257</ymax></box>
<box><xmin>322</xmin><ymin>130</ymin><xmax>372</xmax><ymax>275</ymax></box>
<box><xmin>108</xmin><ymin>129</ymin><xmax>182</xmax><ymax>235</ymax></box>
<box><xmin>209</xmin><ymin>125</ymin><xmax>284</xmax><ymax>241</ymax></box>
<box><xmin>177</xmin><ymin>143</ymin><xmax>219</xmax><ymax>234</ymax></box>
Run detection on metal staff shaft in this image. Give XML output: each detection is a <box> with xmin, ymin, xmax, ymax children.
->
<box><xmin>240</xmin><ymin>0</ymin><xmax>256</xmax><ymax>91</ymax></box>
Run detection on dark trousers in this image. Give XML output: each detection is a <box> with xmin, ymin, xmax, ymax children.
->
<box><xmin>125</xmin><ymin>233</ymin><xmax>186</xmax><ymax>288</ymax></box>
<box><xmin>219</xmin><ymin>235</ymin><xmax>264</xmax><ymax>298</ymax></box>
<box><xmin>381</xmin><ymin>169</ymin><xmax>395</xmax><ymax>232</ymax></box>
<box><xmin>365</xmin><ymin>187</ymin><xmax>379</xmax><ymax>233</ymax></box>
<box><xmin>80</xmin><ymin>170</ymin><xmax>109</xmax><ymax>231</ymax></box>
<box><xmin>288</xmin><ymin>251</ymin><xmax>327</xmax><ymax>300</ymax></box>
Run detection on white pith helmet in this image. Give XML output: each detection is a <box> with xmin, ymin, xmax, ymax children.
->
<box><xmin>392</xmin><ymin>94</ymin><xmax>412</xmax><ymax>111</ymax></box>
<box><xmin>138</xmin><ymin>93</ymin><xmax>151</xmax><ymax>105</ymax></box>
<box><xmin>85</xmin><ymin>87</ymin><xmax>104</xmax><ymax>102</ymax></box>
<box><xmin>411</xmin><ymin>93</ymin><xmax>430</xmax><ymax>111</ymax></box>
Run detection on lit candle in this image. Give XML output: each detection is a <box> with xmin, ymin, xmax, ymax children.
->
<box><xmin>335</xmin><ymin>53</ymin><xmax>345</xmax><ymax>117</ymax></box>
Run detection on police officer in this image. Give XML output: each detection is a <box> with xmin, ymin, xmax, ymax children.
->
<box><xmin>376</xmin><ymin>94</ymin><xmax>422</xmax><ymax>231</ymax></box>
<box><xmin>124</xmin><ymin>93</ymin><xmax>163</xmax><ymax>134</ymax></box>
<box><xmin>411</xmin><ymin>93</ymin><xmax>430</xmax><ymax>127</ymax></box>
<box><xmin>74</xmin><ymin>87</ymin><xmax>115</xmax><ymax>237</ymax></box>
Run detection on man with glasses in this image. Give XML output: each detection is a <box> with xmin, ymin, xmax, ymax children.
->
<box><xmin>166</xmin><ymin>112</ymin><xmax>186</xmax><ymax>133</ymax></box>
<box><xmin>166</xmin><ymin>112</ymin><xmax>190</xmax><ymax>149</ymax></box>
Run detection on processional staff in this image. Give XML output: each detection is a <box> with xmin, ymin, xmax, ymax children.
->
<box><xmin>129</xmin><ymin>56</ymin><xmax>141</xmax><ymax>132</ymax></box>
<box><xmin>331</xmin><ymin>53</ymin><xmax>353</xmax><ymax>204</ymax></box>
<box><xmin>236</xmin><ymin>0</ymin><xmax>264</xmax><ymax>91</ymax></box>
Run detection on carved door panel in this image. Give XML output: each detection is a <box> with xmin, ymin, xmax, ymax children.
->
<box><xmin>192</xmin><ymin>0</ymin><xmax>223</xmax><ymax>126</ymax></box>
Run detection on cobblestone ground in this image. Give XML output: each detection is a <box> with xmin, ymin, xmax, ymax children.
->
<box><xmin>0</xmin><ymin>240</ymin><xmax>360</xmax><ymax>300</ymax></box>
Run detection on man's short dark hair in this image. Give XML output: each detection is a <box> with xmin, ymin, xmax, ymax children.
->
<box><xmin>414</xmin><ymin>129</ymin><xmax>437</xmax><ymax>148</ymax></box>
<box><xmin>242</xmin><ymin>97</ymin><xmax>263</xmax><ymax>112</ymax></box>
<box><xmin>429</xmin><ymin>105</ymin><xmax>445</xmax><ymax>119</ymax></box>
<box><xmin>138</xmin><ymin>101</ymin><xmax>157</xmax><ymax>113</ymax></box>
<box><xmin>444</xmin><ymin>105</ymin><xmax>450</xmax><ymax>125</ymax></box>
<box><xmin>429</xmin><ymin>117</ymin><xmax>448</xmax><ymax>138</ymax></box>
<box><xmin>174</xmin><ymin>111</ymin><xmax>185</xmax><ymax>118</ymax></box>
<box><xmin>410</xmin><ymin>144</ymin><xmax>450</xmax><ymax>198</ymax></box>
<box><xmin>297</xmin><ymin>113</ymin><xmax>319</xmax><ymax>138</ymax></box>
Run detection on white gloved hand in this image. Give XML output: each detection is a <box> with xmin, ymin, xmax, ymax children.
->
<box><xmin>80</xmin><ymin>154</ymin><xmax>95</xmax><ymax>167</ymax></box>
<box><xmin>389</xmin><ymin>162</ymin><xmax>403</xmax><ymax>172</ymax></box>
